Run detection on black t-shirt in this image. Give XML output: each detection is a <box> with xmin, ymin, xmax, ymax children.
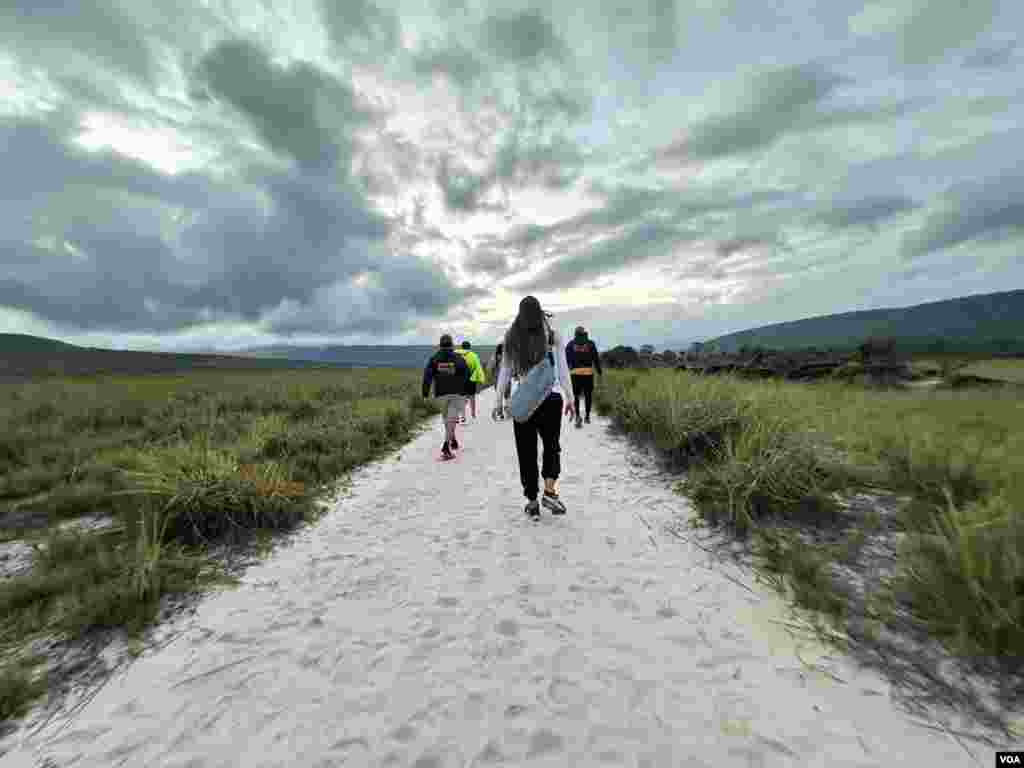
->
<box><xmin>422</xmin><ymin>348</ymin><xmax>470</xmax><ymax>397</ymax></box>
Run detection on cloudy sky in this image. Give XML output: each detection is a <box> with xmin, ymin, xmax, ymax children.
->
<box><xmin>1</xmin><ymin>0</ymin><xmax>1022</xmax><ymax>351</ymax></box>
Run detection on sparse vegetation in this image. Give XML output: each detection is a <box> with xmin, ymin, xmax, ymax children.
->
<box><xmin>595</xmin><ymin>367</ymin><xmax>1024</xmax><ymax>667</ymax></box>
<box><xmin>0</xmin><ymin>368</ymin><xmax>441</xmax><ymax>727</ymax></box>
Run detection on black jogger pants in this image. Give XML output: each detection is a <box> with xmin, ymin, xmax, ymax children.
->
<box><xmin>512</xmin><ymin>392</ymin><xmax>563</xmax><ymax>501</ymax></box>
<box><xmin>570</xmin><ymin>374</ymin><xmax>595</xmax><ymax>418</ymax></box>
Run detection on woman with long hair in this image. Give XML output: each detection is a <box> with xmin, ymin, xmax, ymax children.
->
<box><xmin>495</xmin><ymin>296</ymin><xmax>575</xmax><ymax>517</ymax></box>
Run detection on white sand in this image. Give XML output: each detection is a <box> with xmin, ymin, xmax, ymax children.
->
<box><xmin>1</xmin><ymin>411</ymin><xmax>1007</xmax><ymax>766</ymax></box>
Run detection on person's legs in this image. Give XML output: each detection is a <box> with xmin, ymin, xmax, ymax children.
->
<box><xmin>512</xmin><ymin>417</ymin><xmax>540</xmax><ymax>501</ymax></box>
<box><xmin>570</xmin><ymin>374</ymin><xmax>582</xmax><ymax>415</ymax></box>
<box><xmin>449</xmin><ymin>396</ymin><xmax>464</xmax><ymax>448</ymax></box>
<box><xmin>538</xmin><ymin>394</ymin><xmax>563</xmax><ymax>491</ymax></box>
<box><xmin>536</xmin><ymin>394</ymin><xmax>567</xmax><ymax>512</ymax></box>
<box><xmin>443</xmin><ymin>397</ymin><xmax>457</xmax><ymax>442</ymax></box>
<box><xmin>437</xmin><ymin>397</ymin><xmax>455</xmax><ymax>457</ymax></box>
<box><xmin>470</xmin><ymin>393</ymin><xmax>477</xmax><ymax>419</ymax></box>
<box><xmin>582</xmin><ymin>376</ymin><xmax>595</xmax><ymax>420</ymax></box>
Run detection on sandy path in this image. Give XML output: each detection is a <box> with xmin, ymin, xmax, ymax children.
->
<box><xmin>1</xmin><ymin>409</ymin><xmax>997</xmax><ymax>767</ymax></box>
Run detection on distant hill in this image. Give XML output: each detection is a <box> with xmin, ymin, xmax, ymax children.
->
<box><xmin>245</xmin><ymin>344</ymin><xmax>499</xmax><ymax>368</ymax></box>
<box><xmin>703</xmin><ymin>289</ymin><xmax>1024</xmax><ymax>355</ymax></box>
<box><xmin>0</xmin><ymin>334</ymin><xmax>346</xmax><ymax>379</ymax></box>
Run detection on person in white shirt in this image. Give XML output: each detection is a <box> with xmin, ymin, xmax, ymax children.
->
<box><xmin>496</xmin><ymin>295</ymin><xmax>575</xmax><ymax>517</ymax></box>
<box><xmin>487</xmin><ymin>343</ymin><xmax>509</xmax><ymax>420</ymax></box>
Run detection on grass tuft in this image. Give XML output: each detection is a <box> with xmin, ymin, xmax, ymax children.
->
<box><xmin>0</xmin><ymin>368</ymin><xmax>444</xmax><ymax>725</ymax></box>
<box><xmin>596</xmin><ymin>367</ymin><xmax>1024</xmax><ymax>664</ymax></box>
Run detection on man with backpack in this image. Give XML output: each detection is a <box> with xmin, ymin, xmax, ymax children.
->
<box><xmin>422</xmin><ymin>334</ymin><xmax>471</xmax><ymax>460</ymax></box>
<box><xmin>565</xmin><ymin>325</ymin><xmax>602</xmax><ymax>427</ymax></box>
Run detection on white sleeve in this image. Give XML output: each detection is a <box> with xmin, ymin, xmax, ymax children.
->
<box><xmin>554</xmin><ymin>332</ymin><xmax>573</xmax><ymax>400</ymax></box>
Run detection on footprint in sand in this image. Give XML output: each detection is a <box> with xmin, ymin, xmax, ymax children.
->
<box><xmin>495</xmin><ymin>618</ymin><xmax>520</xmax><ymax>637</ymax></box>
<box><xmin>526</xmin><ymin>728</ymin><xmax>564</xmax><ymax>758</ymax></box>
<box><xmin>390</xmin><ymin>723</ymin><xmax>417</xmax><ymax>744</ymax></box>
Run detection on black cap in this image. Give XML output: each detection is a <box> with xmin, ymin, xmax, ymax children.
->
<box><xmin>461</xmin><ymin>340</ymin><xmax>471</xmax><ymax>349</ymax></box>
<box><xmin>439</xmin><ymin>334</ymin><xmax>453</xmax><ymax>348</ymax></box>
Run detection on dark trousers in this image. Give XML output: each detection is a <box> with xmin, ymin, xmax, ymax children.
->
<box><xmin>570</xmin><ymin>374</ymin><xmax>595</xmax><ymax>417</ymax></box>
<box><xmin>512</xmin><ymin>392</ymin><xmax>563</xmax><ymax>501</ymax></box>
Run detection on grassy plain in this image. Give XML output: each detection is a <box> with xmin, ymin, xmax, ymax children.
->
<box><xmin>595</xmin><ymin>368</ymin><xmax>1024</xmax><ymax>667</ymax></box>
<box><xmin>0</xmin><ymin>368</ymin><xmax>440</xmax><ymax>724</ymax></box>
<box><xmin>960</xmin><ymin>358</ymin><xmax>1024</xmax><ymax>384</ymax></box>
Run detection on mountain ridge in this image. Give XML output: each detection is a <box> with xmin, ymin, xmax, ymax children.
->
<box><xmin>701</xmin><ymin>288</ymin><xmax>1024</xmax><ymax>354</ymax></box>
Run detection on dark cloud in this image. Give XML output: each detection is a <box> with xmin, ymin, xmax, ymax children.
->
<box><xmin>0</xmin><ymin>233</ymin><xmax>194</xmax><ymax>332</ymax></box>
<box><xmin>715</xmin><ymin>238</ymin><xmax>768</xmax><ymax>259</ymax></box>
<box><xmin>963</xmin><ymin>40</ymin><xmax>1017</xmax><ymax>69</ymax></box>
<box><xmin>598</xmin><ymin>0</ymin><xmax>680</xmax><ymax>69</ymax></box>
<box><xmin>896</xmin><ymin>0</ymin><xmax>999</xmax><ymax>67</ymax></box>
<box><xmin>435</xmin><ymin>154</ymin><xmax>498</xmax><ymax>213</ymax></box>
<box><xmin>532</xmin><ymin>89</ymin><xmax>591</xmax><ymax>122</ymax></box>
<box><xmin>464</xmin><ymin>249</ymin><xmax>515</xmax><ymax>278</ymax></box>
<box><xmin>480</xmin><ymin>10</ymin><xmax>567</xmax><ymax>65</ymax></box>
<box><xmin>508</xmin><ymin>185</ymin><xmax>668</xmax><ymax>248</ymax></box>
<box><xmin>668</xmin><ymin>63</ymin><xmax>848</xmax><ymax>160</ymax></box>
<box><xmin>175</xmin><ymin>165</ymin><xmax>392</xmax><ymax>320</ymax></box>
<box><xmin>0</xmin><ymin>116</ymin><xmax>174</xmax><ymax>206</ymax></box>
<box><xmin>412</xmin><ymin>44</ymin><xmax>486</xmax><ymax>88</ymax></box>
<box><xmin>0</xmin><ymin>1</ymin><xmax>156</xmax><ymax>83</ymax></box>
<box><xmin>494</xmin><ymin>134</ymin><xmax>585</xmax><ymax>190</ymax></box>
<box><xmin>195</xmin><ymin>39</ymin><xmax>371</xmax><ymax>171</ymax></box>
<box><xmin>506</xmin><ymin>184</ymin><xmax>789</xmax><ymax>255</ymax></box>
<box><xmin>268</xmin><ymin>254</ymin><xmax>484</xmax><ymax>336</ymax></box>
<box><xmin>319</xmin><ymin>0</ymin><xmax>400</xmax><ymax>54</ymax></box>
<box><xmin>433</xmin><ymin>125</ymin><xmax>587</xmax><ymax>212</ymax></box>
<box><xmin>816</xmin><ymin>195</ymin><xmax>919</xmax><ymax>229</ymax></box>
<box><xmin>901</xmin><ymin>171</ymin><xmax>1024</xmax><ymax>259</ymax></box>
<box><xmin>0</xmin><ymin>116</ymin><xmax>469</xmax><ymax>336</ymax></box>
<box><xmin>517</xmin><ymin>221</ymin><xmax>698</xmax><ymax>292</ymax></box>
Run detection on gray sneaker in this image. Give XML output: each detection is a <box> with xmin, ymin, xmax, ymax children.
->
<box><xmin>525</xmin><ymin>499</ymin><xmax>540</xmax><ymax>517</ymax></box>
<box><xmin>541</xmin><ymin>492</ymin><xmax>566</xmax><ymax>515</ymax></box>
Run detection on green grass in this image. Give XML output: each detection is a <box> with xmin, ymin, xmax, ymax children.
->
<box><xmin>0</xmin><ymin>655</ymin><xmax>47</xmax><ymax>723</ymax></box>
<box><xmin>0</xmin><ymin>368</ymin><xmax>442</xmax><ymax>726</ymax></box>
<box><xmin>595</xmin><ymin>369</ymin><xmax>1024</xmax><ymax>663</ymax></box>
<box><xmin>961</xmin><ymin>358</ymin><xmax>1024</xmax><ymax>384</ymax></box>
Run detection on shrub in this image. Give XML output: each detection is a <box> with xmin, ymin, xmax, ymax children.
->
<box><xmin>0</xmin><ymin>657</ymin><xmax>47</xmax><ymax>723</ymax></box>
<box><xmin>900</xmin><ymin>492</ymin><xmax>1024</xmax><ymax>660</ymax></box>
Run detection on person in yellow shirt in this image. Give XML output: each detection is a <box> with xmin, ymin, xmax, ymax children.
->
<box><xmin>455</xmin><ymin>340</ymin><xmax>486</xmax><ymax>422</ymax></box>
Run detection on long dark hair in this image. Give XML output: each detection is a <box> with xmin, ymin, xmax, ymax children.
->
<box><xmin>504</xmin><ymin>295</ymin><xmax>553</xmax><ymax>377</ymax></box>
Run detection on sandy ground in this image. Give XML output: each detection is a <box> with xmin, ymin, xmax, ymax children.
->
<box><xmin>1</xmin><ymin>408</ymin><xmax>1015</xmax><ymax>767</ymax></box>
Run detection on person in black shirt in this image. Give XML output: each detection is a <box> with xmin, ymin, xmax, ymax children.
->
<box><xmin>565</xmin><ymin>325</ymin><xmax>602</xmax><ymax>427</ymax></box>
<box><xmin>422</xmin><ymin>333</ymin><xmax>471</xmax><ymax>460</ymax></box>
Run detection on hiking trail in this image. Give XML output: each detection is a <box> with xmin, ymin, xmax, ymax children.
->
<box><xmin>1</xmin><ymin>410</ymin><xmax>1000</xmax><ymax>766</ymax></box>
